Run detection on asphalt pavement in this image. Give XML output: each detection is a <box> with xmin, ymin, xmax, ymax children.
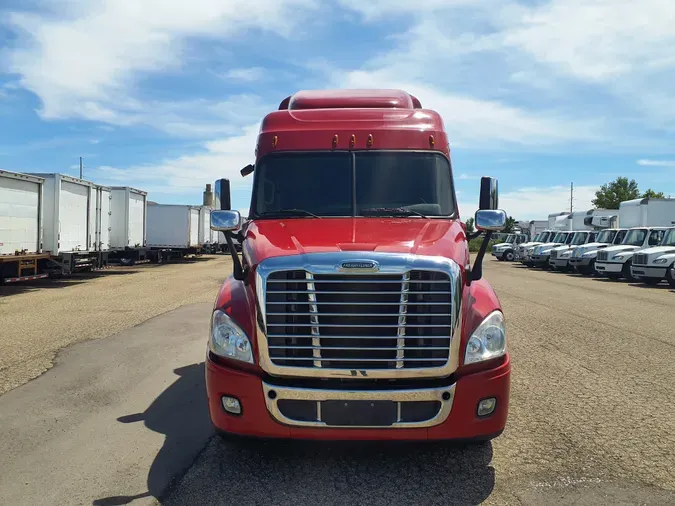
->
<box><xmin>1</xmin><ymin>259</ymin><xmax>674</xmax><ymax>505</ymax></box>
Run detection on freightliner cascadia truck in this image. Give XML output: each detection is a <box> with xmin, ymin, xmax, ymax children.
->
<box><xmin>207</xmin><ymin>89</ymin><xmax>509</xmax><ymax>442</ymax></box>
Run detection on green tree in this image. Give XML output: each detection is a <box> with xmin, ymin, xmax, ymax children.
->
<box><xmin>592</xmin><ymin>177</ymin><xmax>640</xmax><ymax>209</ymax></box>
<box><xmin>642</xmin><ymin>189</ymin><xmax>665</xmax><ymax>199</ymax></box>
<box><xmin>503</xmin><ymin>216</ymin><xmax>517</xmax><ymax>233</ymax></box>
<box><xmin>465</xmin><ymin>217</ymin><xmax>475</xmax><ymax>233</ymax></box>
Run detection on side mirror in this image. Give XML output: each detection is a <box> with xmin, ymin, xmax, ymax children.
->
<box><xmin>211</xmin><ymin>210</ymin><xmax>241</xmax><ymax>231</ymax></box>
<box><xmin>479</xmin><ymin>177</ymin><xmax>498</xmax><ymax>210</ymax></box>
<box><xmin>475</xmin><ymin>209</ymin><xmax>507</xmax><ymax>231</ymax></box>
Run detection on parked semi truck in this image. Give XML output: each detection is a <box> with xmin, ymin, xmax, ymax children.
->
<box><xmin>516</xmin><ymin>230</ymin><xmax>558</xmax><ymax>265</ymax></box>
<box><xmin>205</xmin><ymin>89</ymin><xmax>510</xmax><ymax>442</ymax></box>
<box><xmin>630</xmin><ymin>227</ymin><xmax>675</xmax><ymax>286</ymax></box>
<box><xmin>548</xmin><ymin>230</ymin><xmax>598</xmax><ymax>271</ymax></box>
<box><xmin>491</xmin><ymin>233</ymin><xmax>528</xmax><ymax>261</ymax></box>
<box><xmin>595</xmin><ymin>227</ymin><xmax>668</xmax><ymax>280</ymax></box>
<box><xmin>568</xmin><ymin>228</ymin><xmax>628</xmax><ymax>275</ymax></box>
<box><xmin>530</xmin><ymin>231</ymin><xmax>575</xmax><ymax>268</ymax></box>
<box><xmin>594</xmin><ymin>198</ymin><xmax>675</xmax><ymax>281</ymax></box>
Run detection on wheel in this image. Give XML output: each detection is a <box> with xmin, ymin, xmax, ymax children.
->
<box><xmin>504</xmin><ymin>250</ymin><xmax>515</xmax><ymax>262</ymax></box>
<box><xmin>667</xmin><ymin>267</ymin><xmax>675</xmax><ymax>288</ymax></box>
<box><xmin>622</xmin><ymin>261</ymin><xmax>636</xmax><ymax>282</ymax></box>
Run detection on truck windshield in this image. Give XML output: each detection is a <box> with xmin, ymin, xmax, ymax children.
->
<box><xmin>552</xmin><ymin>233</ymin><xmax>565</xmax><ymax>242</ymax></box>
<box><xmin>596</xmin><ymin>230</ymin><xmax>616</xmax><ymax>243</ymax></box>
<box><xmin>571</xmin><ymin>232</ymin><xmax>588</xmax><ymax>245</ymax></box>
<box><xmin>505</xmin><ymin>234</ymin><xmax>515</xmax><ymax>243</ymax></box>
<box><xmin>564</xmin><ymin>233</ymin><xmax>575</xmax><ymax>244</ymax></box>
<box><xmin>532</xmin><ymin>233</ymin><xmax>541</xmax><ymax>242</ymax></box>
<box><xmin>251</xmin><ymin>151</ymin><xmax>456</xmax><ymax>218</ymax></box>
<box><xmin>623</xmin><ymin>229</ymin><xmax>647</xmax><ymax>246</ymax></box>
<box><xmin>662</xmin><ymin>229</ymin><xmax>675</xmax><ymax>246</ymax></box>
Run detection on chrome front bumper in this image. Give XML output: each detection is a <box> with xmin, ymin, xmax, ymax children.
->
<box><xmin>262</xmin><ymin>382</ymin><xmax>456</xmax><ymax>429</ymax></box>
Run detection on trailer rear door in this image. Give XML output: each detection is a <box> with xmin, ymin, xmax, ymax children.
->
<box><xmin>0</xmin><ymin>176</ymin><xmax>41</xmax><ymax>254</ymax></box>
<box><xmin>60</xmin><ymin>181</ymin><xmax>89</xmax><ymax>252</ymax></box>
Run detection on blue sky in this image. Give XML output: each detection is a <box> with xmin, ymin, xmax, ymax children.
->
<box><xmin>1</xmin><ymin>0</ymin><xmax>674</xmax><ymax>220</ymax></box>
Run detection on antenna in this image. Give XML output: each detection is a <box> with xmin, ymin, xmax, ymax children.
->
<box><xmin>570</xmin><ymin>182</ymin><xmax>574</xmax><ymax>212</ymax></box>
<box><xmin>80</xmin><ymin>157</ymin><xmax>83</xmax><ymax>179</ymax></box>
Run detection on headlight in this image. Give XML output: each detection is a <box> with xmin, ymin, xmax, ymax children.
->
<box><xmin>654</xmin><ymin>258</ymin><xmax>669</xmax><ymax>264</ymax></box>
<box><xmin>611</xmin><ymin>254</ymin><xmax>626</xmax><ymax>261</ymax></box>
<box><xmin>465</xmin><ymin>311</ymin><xmax>506</xmax><ymax>365</ymax></box>
<box><xmin>210</xmin><ymin>309</ymin><xmax>254</xmax><ymax>363</ymax></box>
<box><xmin>583</xmin><ymin>251</ymin><xmax>597</xmax><ymax>257</ymax></box>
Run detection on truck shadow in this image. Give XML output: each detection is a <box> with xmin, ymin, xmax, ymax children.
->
<box><xmin>162</xmin><ymin>436</ymin><xmax>496</xmax><ymax>505</ymax></box>
<box><xmin>92</xmin><ymin>362</ymin><xmax>213</xmax><ymax>506</ymax></box>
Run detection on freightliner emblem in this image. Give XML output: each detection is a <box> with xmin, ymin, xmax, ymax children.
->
<box><xmin>340</xmin><ymin>260</ymin><xmax>379</xmax><ymax>271</ymax></box>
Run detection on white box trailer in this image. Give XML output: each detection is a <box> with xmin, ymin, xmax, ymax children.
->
<box><xmin>147</xmin><ymin>203</ymin><xmax>201</xmax><ymax>249</ymax></box>
<box><xmin>0</xmin><ymin>170</ymin><xmax>54</xmax><ymax>283</ymax></box>
<box><xmin>619</xmin><ymin>198</ymin><xmax>675</xmax><ymax>228</ymax></box>
<box><xmin>0</xmin><ymin>170</ymin><xmax>44</xmax><ymax>255</ymax></box>
<box><xmin>548</xmin><ymin>212</ymin><xmax>570</xmax><ymax>230</ymax></box>
<box><xmin>29</xmin><ymin>173</ymin><xmax>95</xmax><ymax>254</ymax></box>
<box><xmin>110</xmin><ymin>186</ymin><xmax>147</xmax><ymax>249</ymax></box>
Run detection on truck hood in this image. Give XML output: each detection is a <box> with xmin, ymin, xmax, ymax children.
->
<box><xmin>243</xmin><ymin>217</ymin><xmax>467</xmax><ymax>267</ymax></box>
<box><xmin>493</xmin><ymin>242</ymin><xmax>513</xmax><ymax>249</ymax></box>
<box><xmin>637</xmin><ymin>246</ymin><xmax>675</xmax><ymax>257</ymax></box>
<box><xmin>519</xmin><ymin>241</ymin><xmax>542</xmax><ymax>249</ymax></box>
<box><xmin>601</xmin><ymin>244</ymin><xmax>641</xmax><ymax>254</ymax></box>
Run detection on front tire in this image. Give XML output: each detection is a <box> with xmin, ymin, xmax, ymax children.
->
<box><xmin>667</xmin><ymin>266</ymin><xmax>675</xmax><ymax>288</ymax></box>
<box><xmin>504</xmin><ymin>250</ymin><xmax>515</xmax><ymax>262</ymax></box>
<box><xmin>642</xmin><ymin>277</ymin><xmax>661</xmax><ymax>286</ymax></box>
<box><xmin>622</xmin><ymin>261</ymin><xmax>636</xmax><ymax>282</ymax></box>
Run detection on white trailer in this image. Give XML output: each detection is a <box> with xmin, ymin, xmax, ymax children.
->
<box><xmin>28</xmin><ymin>173</ymin><xmax>100</xmax><ymax>274</ymax></box>
<box><xmin>110</xmin><ymin>186</ymin><xmax>147</xmax><ymax>249</ymax></box>
<box><xmin>548</xmin><ymin>212</ymin><xmax>570</xmax><ymax>230</ymax></box>
<box><xmin>619</xmin><ymin>198</ymin><xmax>675</xmax><ymax>228</ymax></box>
<box><xmin>146</xmin><ymin>203</ymin><xmax>202</xmax><ymax>262</ymax></box>
<box><xmin>199</xmin><ymin>205</ymin><xmax>213</xmax><ymax>246</ymax></box>
<box><xmin>0</xmin><ymin>170</ymin><xmax>52</xmax><ymax>283</ymax></box>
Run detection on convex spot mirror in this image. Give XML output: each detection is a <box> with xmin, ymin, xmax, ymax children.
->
<box><xmin>211</xmin><ymin>210</ymin><xmax>241</xmax><ymax>232</ymax></box>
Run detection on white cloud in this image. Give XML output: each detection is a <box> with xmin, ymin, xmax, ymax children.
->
<box><xmin>498</xmin><ymin>0</ymin><xmax>675</xmax><ymax>82</ymax></box>
<box><xmin>336</xmin><ymin>70</ymin><xmax>603</xmax><ymax>147</ymax></box>
<box><xmin>637</xmin><ymin>159</ymin><xmax>675</xmax><ymax>167</ymax></box>
<box><xmin>4</xmin><ymin>0</ymin><xmax>317</xmax><ymax>126</ymax></box>
<box><xmin>90</xmin><ymin>123</ymin><xmax>260</xmax><ymax>200</ymax></box>
<box><xmin>223</xmin><ymin>67</ymin><xmax>266</xmax><ymax>82</ymax></box>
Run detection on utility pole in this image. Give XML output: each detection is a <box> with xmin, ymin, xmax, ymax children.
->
<box><xmin>570</xmin><ymin>182</ymin><xmax>574</xmax><ymax>212</ymax></box>
<box><xmin>79</xmin><ymin>157</ymin><xmax>83</xmax><ymax>179</ymax></box>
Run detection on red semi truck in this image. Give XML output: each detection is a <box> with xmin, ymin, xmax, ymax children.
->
<box><xmin>207</xmin><ymin>89</ymin><xmax>510</xmax><ymax>442</ymax></box>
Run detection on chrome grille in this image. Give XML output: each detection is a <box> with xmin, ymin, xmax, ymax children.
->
<box><xmin>633</xmin><ymin>253</ymin><xmax>648</xmax><ymax>265</ymax></box>
<box><xmin>550</xmin><ymin>250</ymin><xmax>558</xmax><ymax>260</ymax></box>
<box><xmin>264</xmin><ymin>270</ymin><xmax>453</xmax><ymax>370</ymax></box>
<box><xmin>597</xmin><ymin>251</ymin><xmax>609</xmax><ymax>261</ymax></box>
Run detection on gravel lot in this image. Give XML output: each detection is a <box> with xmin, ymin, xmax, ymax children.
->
<box><xmin>0</xmin><ymin>256</ymin><xmax>230</xmax><ymax>394</ymax></box>
<box><xmin>1</xmin><ymin>256</ymin><xmax>674</xmax><ymax>505</ymax></box>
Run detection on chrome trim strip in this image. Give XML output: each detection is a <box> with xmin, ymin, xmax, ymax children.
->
<box><xmin>255</xmin><ymin>251</ymin><xmax>462</xmax><ymax>379</ymax></box>
<box><xmin>262</xmin><ymin>382</ymin><xmax>456</xmax><ymax>428</ymax></box>
<box><xmin>396</xmin><ymin>271</ymin><xmax>409</xmax><ymax>369</ymax></box>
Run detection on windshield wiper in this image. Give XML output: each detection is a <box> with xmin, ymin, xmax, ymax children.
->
<box><xmin>259</xmin><ymin>208</ymin><xmax>322</xmax><ymax>219</ymax></box>
<box><xmin>360</xmin><ymin>207</ymin><xmax>428</xmax><ymax>218</ymax></box>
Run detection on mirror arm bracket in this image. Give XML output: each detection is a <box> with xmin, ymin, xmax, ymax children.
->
<box><xmin>467</xmin><ymin>230</ymin><xmax>482</xmax><ymax>240</ymax></box>
<box><xmin>225</xmin><ymin>231</ymin><xmax>247</xmax><ymax>282</ymax></box>
<box><xmin>467</xmin><ymin>231</ymin><xmax>493</xmax><ymax>286</ymax></box>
